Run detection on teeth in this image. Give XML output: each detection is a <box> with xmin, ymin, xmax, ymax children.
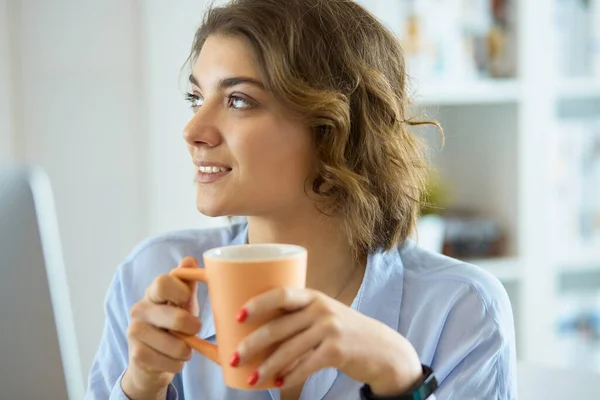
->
<box><xmin>198</xmin><ymin>166</ymin><xmax>229</xmax><ymax>174</ymax></box>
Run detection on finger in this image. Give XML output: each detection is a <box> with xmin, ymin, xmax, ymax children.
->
<box><xmin>279</xmin><ymin>349</ymin><xmax>314</xmax><ymax>377</ymax></box>
<box><xmin>178</xmin><ymin>256</ymin><xmax>200</xmax><ymax>315</ymax></box>
<box><xmin>254</xmin><ymin>325</ymin><xmax>323</xmax><ymax>386</ymax></box>
<box><xmin>146</xmin><ymin>274</ymin><xmax>192</xmax><ymax>306</ymax></box>
<box><xmin>277</xmin><ymin>341</ymin><xmax>334</xmax><ymax>389</ymax></box>
<box><xmin>242</xmin><ymin>288</ymin><xmax>316</xmax><ymax>323</ymax></box>
<box><xmin>132</xmin><ymin>323</ymin><xmax>193</xmax><ymax>362</ymax></box>
<box><xmin>129</xmin><ymin>339</ymin><xmax>186</xmax><ymax>374</ymax></box>
<box><xmin>140</xmin><ymin>303</ymin><xmax>202</xmax><ymax>335</ymax></box>
<box><xmin>237</xmin><ymin>307</ymin><xmax>314</xmax><ymax>364</ymax></box>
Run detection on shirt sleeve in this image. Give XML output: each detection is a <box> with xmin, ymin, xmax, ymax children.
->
<box><xmin>430</xmin><ymin>281</ymin><xmax>518</xmax><ymax>400</ymax></box>
<box><xmin>84</xmin><ymin>269</ymin><xmax>179</xmax><ymax>400</ymax></box>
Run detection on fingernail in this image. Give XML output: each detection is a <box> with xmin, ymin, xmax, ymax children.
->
<box><xmin>236</xmin><ymin>307</ymin><xmax>248</xmax><ymax>323</ymax></box>
<box><xmin>275</xmin><ymin>377</ymin><xmax>284</xmax><ymax>387</ymax></box>
<box><xmin>229</xmin><ymin>351</ymin><xmax>240</xmax><ymax>367</ymax></box>
<box><xmin>247</xmin><ymin>371</ymin><xmax>259</xmax><ymax>386</ymax></box>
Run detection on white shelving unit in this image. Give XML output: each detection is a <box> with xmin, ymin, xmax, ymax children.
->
<box><xmin>559</xmin><ymin>247</ymin><xmax>600</xmax><ymax>275</ymax></box>
<box><xmin>360</xmin><ymin>0</ymin><xmax>600</xmax><ymax>369</ymax></box>
<box><xmin>473</xmin><ymin>257</ymin><xmax>522</xmax><ymax>283</ymax></box>
<box><xmin>410</xmin><ymin>79</ymin><xmax>521</xmax><ymax>106</ymax></box>
<box><xmin>559</xmin><ymin>78</ymin><xmax>600</xmax><ymax>100</ymax></box>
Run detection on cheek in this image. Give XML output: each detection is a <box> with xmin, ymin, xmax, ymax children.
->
<box><xmin>234</xmin><ymin>124</ymin><xmax>314</xmax><ymax>190</ymax></box>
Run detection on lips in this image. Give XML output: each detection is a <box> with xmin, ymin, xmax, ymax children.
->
<box><xmin>194</xmin><ymin>160</ymin><xmax>232</xmax><ymax>183</ymax></box>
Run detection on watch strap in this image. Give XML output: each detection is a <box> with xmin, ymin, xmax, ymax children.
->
<box><xmin>359</xmin><ymin>364</ymin><xmax>438</xmax><ymax>400</ymax></box>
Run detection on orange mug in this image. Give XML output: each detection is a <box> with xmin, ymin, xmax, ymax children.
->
<box><xmin>170</xmin><ymin>243</ymin><xmax>307</xmax><ymax>390</ymax></box>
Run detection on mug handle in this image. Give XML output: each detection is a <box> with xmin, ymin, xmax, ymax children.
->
<box><xmin>170</xmin><ymin>261</ymin><xmax>220</xmax><ymax>365</ymax></box>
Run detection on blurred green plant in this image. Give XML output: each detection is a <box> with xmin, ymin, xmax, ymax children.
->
<box><xmin>420</xmin><ymin>170</ymin><xmax>450</xmax><ymax>216</ymax></box>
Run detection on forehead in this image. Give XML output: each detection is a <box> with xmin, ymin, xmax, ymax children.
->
<box><xmin>192</xmin><ymin>34</ymin><xmax>262</xmax><ymax>83</ymax></box>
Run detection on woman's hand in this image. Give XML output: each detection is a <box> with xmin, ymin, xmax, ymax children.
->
<box><xmin>233</xmin><ymin>288</ymin><xmax>423</xmax><ymax>396</ymax></box>
<box><xmin>121</xmin><ymin>257</ymin><xmax>201</xmax><ymax>400</ymax></box>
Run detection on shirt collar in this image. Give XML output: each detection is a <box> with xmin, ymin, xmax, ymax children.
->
<box><xmin>353</xmin><ymin>243</ymin><xmax>404</xmax><ymax>331</ymax></box>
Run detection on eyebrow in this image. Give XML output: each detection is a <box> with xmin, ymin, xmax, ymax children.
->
<box><xmin>188</xmin><ymin>74</ymin><xmax>265</xmax><ymax>90</ymax></box>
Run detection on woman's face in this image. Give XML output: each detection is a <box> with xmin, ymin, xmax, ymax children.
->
<box><xmin>184</xmin><ymin>34</ymin><xmax>317</xmax><ymax>218</ymax></box>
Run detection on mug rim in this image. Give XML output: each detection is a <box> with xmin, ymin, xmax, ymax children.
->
<box><xmin>203</xmin><ymin>243</ymin><xmax>307</xmax><ymax>263</ymax></box>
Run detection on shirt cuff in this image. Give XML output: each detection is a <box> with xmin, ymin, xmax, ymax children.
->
<box><xmin>111</xmin><ymin>370</ymin><xmax>179</xmax><ymax>400</ymax></box>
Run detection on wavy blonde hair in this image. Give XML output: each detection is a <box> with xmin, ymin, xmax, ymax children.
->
<box><xmin>186</xmin><ymin>0</ymin><xmax>439</xmax><ymax>257</ymax></box>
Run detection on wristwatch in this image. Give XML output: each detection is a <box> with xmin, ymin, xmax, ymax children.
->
<box><xmin>359</xmin><ymin>365</ymin><xmax>438</xmax><ymax>400</ymax></box>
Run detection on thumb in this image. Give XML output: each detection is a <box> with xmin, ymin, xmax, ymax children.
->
<box><xmin>178</xmin><ymin>256</ymin><xmax>200</xmax><ymax>317</ymax></box>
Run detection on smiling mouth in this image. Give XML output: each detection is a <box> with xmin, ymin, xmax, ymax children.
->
<box><xmin>195</xmin><ymin>165</ymin><xmax>232</xmax><ymax>184</ymax></box>
<box><xmin>197</xmin><ymin>166</ymin><xmax>232</xmax><ymax>174</ymax></box>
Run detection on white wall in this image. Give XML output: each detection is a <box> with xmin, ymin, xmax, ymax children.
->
<box><xmin>2</xmin><ymin>0</ymin><xmax>229</xmax><ymax>378</ymax></box>
<box><xmin>8</xmin><ymin>0</ymin><xmax>149</xmax><ymax>375</ymax></box>
<box><xmin>0</xmin><ymin>0</ymin><xmax>14</xmax><ymax>162</ymax></box>
<box><xmin>142</xmin><ymin>0</ymin><xmax>227</xmax><ymax>235</ymax></box>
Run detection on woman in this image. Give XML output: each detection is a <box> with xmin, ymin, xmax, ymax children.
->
<box><xmin>86</xmin><ymin>0</ymin><xmax>517</xmax><ymax>399</ymax></box>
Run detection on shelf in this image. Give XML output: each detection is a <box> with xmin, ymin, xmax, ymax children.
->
<box><xmin>464</xmin><ymin>257</ymin><xmax>522</xmax><ymax>283</ymax></box>
<box><xmin>558</xmin><ymin>247</ymin><xmax>600</xmax><ymax>276</ymax></box>
<box><xmin>410</xmin><ymin>79</ymin><xmax>521</xmax><ymax>106</ymax></box>
<box><xmin>558</xmin><ymin>78</ymin><xmax>600</xmax><ymax>100</ymax></box>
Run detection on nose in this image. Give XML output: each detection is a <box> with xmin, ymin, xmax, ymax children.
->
<box><xmin>183</xmin><ymin>105</ymin><xmax>223</xmax><ymax>148</ymax></box>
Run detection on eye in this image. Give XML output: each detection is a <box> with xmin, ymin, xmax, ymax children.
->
<box><xmin>228</xmin><ymin>95</ymin><xmax>255</xmax><ymax>110</ymax></box>
<box><xmin>185</xmin><ymin>92</ymin><xmax>204</xmax><ymax>111</ymax></box>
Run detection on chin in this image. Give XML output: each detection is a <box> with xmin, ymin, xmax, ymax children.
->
<box><xmin>194</xmin><ymin>186</ymin><xmax>224</xmax><ymax>215</ymax></box>
<box><xmin>195</xmin><ymin>194</ymin><xmax>237</xmax><ymax>218</ymax></box>
<box><xmin>196</xmin><ymin>203</ymin><xmax>227</xmax><ymax>218</ymax></box>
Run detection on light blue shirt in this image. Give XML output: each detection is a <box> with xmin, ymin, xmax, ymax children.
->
<box><xmin>85</xmin><ymin>223</ymin><xmax>517</xmax><ymax>399</ymax></box>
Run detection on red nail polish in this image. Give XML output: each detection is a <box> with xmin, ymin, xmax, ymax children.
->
<box><xmin>275</xmin><ymin>378</ymin><xmax>284</xmax><ymax>387</ymax></box>
<box><xmin>247</xmin><ymin>371</ymin><xmax>259</xmax><ymax>386</ymax></box>
<box><xmin>236</xmin><ymin>308</ymin><xmax>248</xmax><ymax>323</ymax></box>
<box><xmin>229</xmin><ymin>352</ymin><xmax>240</xmax><ymax>367</ymax></box>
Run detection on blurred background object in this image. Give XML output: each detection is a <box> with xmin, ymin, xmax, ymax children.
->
<box><xmin>1</xmin><ymin>0</ymin><xmax>600</xmax><ymax>390</ymax></box>
<box><xmin>415</xmin><ymin>169</ymin><xmax>449</xmax><ymax>253</ymax></box>
<box><xmin>556</xmin><ymin>0</ymin><xmax>600</xmax><ymax>77</ymax></box>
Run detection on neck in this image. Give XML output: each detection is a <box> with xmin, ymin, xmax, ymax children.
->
<box><xmin>245</xmin><ymin>207</ymin><xmax>365</xmax><ymax>299</ymax></box>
